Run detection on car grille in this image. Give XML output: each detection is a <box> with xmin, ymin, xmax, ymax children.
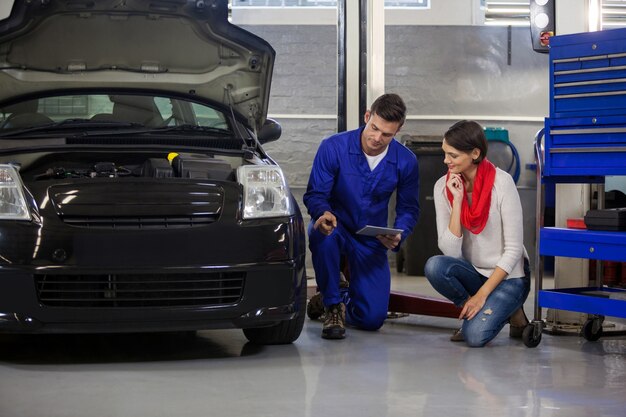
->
<box><xmin>61</xmin><ymin>215</ymin><xmax>215</xmax><ymax>229</ymax></box>
<box><xmin>49</xmin><ymin>182</ymin><xmax>224</xmax><ymax>229</ymax></box>
<box><xmin>35</xmin><ymin>272</ymin><xmax>245</xmax><ymax>308</ymax></box>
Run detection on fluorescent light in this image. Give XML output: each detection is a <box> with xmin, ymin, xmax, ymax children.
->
<box><xmin>589</xmin><ymin>0</ymin><xmax>601</xmax><ymax>31</ymax></box>
<box><xmin>484</xmin><ymin>19</ymin><xmax>530</xmax><ymax>26</ymax></box>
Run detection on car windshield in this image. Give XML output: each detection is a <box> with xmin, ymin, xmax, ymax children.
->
<box><xmin>0</xmin><ymin>93</ymin><xmax>232</xmax><ymax>135</ymax></box>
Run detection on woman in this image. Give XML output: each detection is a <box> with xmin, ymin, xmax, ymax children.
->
<box><xmin>424</xmin><ymin>120</ymin><xmax>530</xmax><ymax>347</ymax></box>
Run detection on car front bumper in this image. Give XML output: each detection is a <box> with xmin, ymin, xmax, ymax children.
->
<box><xmin>0</xmin><ymin>263</ymin><xmax>305</xmax><ymax>334</ymax></box>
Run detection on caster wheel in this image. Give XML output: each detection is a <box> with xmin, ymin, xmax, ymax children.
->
<box><xmin>582</xmin><ymin>319</ymin><xmax>603</xmax><ymax>341</ymax></box>
<box><xmin>523</xmin><ymin>323</ymin><xmax>542</xmax><ymax>348</ymax></box>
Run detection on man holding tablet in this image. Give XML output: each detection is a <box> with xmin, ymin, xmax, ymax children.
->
<box><xmin>303</xmin><ymin>93</ymin><xmax>421</xmax><ymax>339</ymax></box>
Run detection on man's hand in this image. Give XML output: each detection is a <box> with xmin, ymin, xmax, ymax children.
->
<box><xmin>377</xmin><ymin>233</ymin><xmax>401</xmax><ymax>250</ymax></box>
<box><xmin>314</xmin><ymin>211</ymin><xmax>337</xmax><ymax>236</ymax></box>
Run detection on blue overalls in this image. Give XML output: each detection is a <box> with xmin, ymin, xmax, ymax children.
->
<box><xmin>304</xmin><ymin>127</ymin><xmax>420</xmax><ymax>330</ymax></box>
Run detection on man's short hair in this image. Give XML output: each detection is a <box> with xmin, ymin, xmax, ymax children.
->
<box><xmin>370</xmin><ymin>93</ymin><xmax>406</xmax><ymax>126</ymax></box>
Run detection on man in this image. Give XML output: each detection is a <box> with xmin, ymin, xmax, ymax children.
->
<box><xmin>304</xmin><ymin>93</ymin><xmax>420</xmax><ymax>340</ymax></box>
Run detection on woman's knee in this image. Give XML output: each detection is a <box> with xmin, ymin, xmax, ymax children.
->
<box><xmin>424</xmin><ymin>255</ymin><xmax>444</xmax><ymax>278</ymax></box>
<box><xmin>464</xmin><ymin>332</ymin><xmax>489</xmax><ymax>348</ymax></box>
<box><xmin>462</xmin><ymin>321</ymin><xmax>493</xmax><ymax>347</ymax></box>
<box><xmin>424</xmin><ymin>255</ymin><xmax>455</xmax><ymax>284</ymax></box>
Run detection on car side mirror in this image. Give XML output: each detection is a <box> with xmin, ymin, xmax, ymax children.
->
<box><xmin>257</xmin><ymin>118</ymin><xmax>281</xmax><ymax>144</ymax></box>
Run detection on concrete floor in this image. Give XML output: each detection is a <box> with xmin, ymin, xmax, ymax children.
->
<box><xmin>0</xmin><ymin>273</ymin><xmax>624</xmax><ymax>417</ymax></box>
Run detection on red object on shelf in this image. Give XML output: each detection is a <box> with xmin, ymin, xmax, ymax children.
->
<box><xmin>567</xmin><ymin>218</ymin><xmax>587</xmax><ymax>229</ymax></box>
<box><xmin>604</xmin><ymin>261</ymin><xmax>619</xmax><ymax>286</ymax></box>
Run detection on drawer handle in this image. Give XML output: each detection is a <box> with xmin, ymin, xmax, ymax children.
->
<box><xmin>554</xmin><ymin>90</ymin><xmax>626</xmax><ymax>99</ymax></box>
<box><xmin>550</xmin><ymin>146</ymin><xmax>626</xmax><ymax>153</ymax></box>
<box><xmin>554</xmin><ymin>64</ymin><xmax>626</xmax><ymax>76</ymax></box>
<box><xmin>551</xmin><ymin>127</ymin><xmax>626</xmax><ymax>134</ymax></box>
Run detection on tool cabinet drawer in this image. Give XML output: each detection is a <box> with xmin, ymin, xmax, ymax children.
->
<box><xmin>544</xmin><ymin>116</ymin><xmax>626</xmax><ymax>176</ymax></box>
<box><xmin>550</xmin><ymin>27</ymin><xmax>626</xmax><ymax>118</ymax></box>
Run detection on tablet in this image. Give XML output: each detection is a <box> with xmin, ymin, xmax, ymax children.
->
<box><xmin>356</xmin><ymin>225</ymin><xmax>404</xmax><ymax>237</ymax></box>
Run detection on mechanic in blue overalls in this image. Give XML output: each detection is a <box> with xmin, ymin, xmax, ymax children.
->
<box><xmin>304</xmin><ymin>93</ymin><xmax>421</xmax><ymax>340</ymax></box>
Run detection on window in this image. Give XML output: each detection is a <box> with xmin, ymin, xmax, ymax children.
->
<box><xmin>40</xmin><ymin>96</ymin><xmax>89</xmax><ymax>117</ymax></box>
<box><xmin>232</xmin><ymin>0</ymin><xmax>429</xmax><ymax>8</ymax></box>
<box><xmin>191</xmin><ymin>103</ymin><xmax>229</xmax><ymax>129</ymax></box>
<box><xmin>602</xmin><ymin>0</ymin><xmax>626</xmax><ymax>28</ymax></box>
<box><xmin>484</xmin><ymin>1</ymin><xmax>626</xmax><ymax>29</ymax></box>
<box><xmin>484</xmin><ymin>1</ymin><xmax>530</xmax><ymax>26</ymax></box>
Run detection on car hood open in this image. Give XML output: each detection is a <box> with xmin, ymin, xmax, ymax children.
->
<box><xmin>0</xmin><ymin>0</ymin><xmax>274</xmax><ymax>132</ymax></box>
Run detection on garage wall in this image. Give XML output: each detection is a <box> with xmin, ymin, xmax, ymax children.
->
<box><xmin>243</xmin><ymin>24</ymin><xmax>549</xmax><ymax>189</ymax></box>
<box><xmin>241</xmin><ymin>24</ymin><xmax>549</xmax><ymax>271</ymax></box>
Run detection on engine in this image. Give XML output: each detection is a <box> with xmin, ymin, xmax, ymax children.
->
<box><xmin>32</xmin><ymin>153</ymin><xmax>235</xmax><ymax>181</ymax></box>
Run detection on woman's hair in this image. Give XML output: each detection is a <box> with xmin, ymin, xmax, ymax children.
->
<box><xmin>444</xmin><ymin>120</ymin><xmax>488</xmax><ymax>164</ymax></box>
<box><xmin>370</xmin><ymin>93</ymin><xmax>406</xmax><ymax>126</ymax></box>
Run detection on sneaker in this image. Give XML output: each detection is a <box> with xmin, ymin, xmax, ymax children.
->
<box><xmin>307</xmin><ymin>292</ymin><xmax>325</xmax><ymax>320</ymax></box>
<box><xmin>322</xmin><ymin>303</ymin><xmax>346</xmax><ymax>340</ymax></box>
<box><xmin>450</xmin><ymin>327</ymin><xmax>464</xmax><ymax>342</ymax></box>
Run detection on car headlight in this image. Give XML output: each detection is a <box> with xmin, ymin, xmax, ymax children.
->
<box><xmin>237</xmin><ymin>165</ymin><xmax>292</xmax><ymax>219</ymax></box>
<box><xmin>0</xmin><ymin>164</ymin><xmax>31</xmax><ymax>220</ymax></box>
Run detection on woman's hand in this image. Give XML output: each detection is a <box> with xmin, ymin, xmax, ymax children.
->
<box><xmin>459</xmin><ymin>293</ymin><xmax>487</xmax><ymax>321</ymax></box>
<box><xmin>446</xmin><ymin>173</ymin><xmax>464</xmax><ymax>202</ymax></box>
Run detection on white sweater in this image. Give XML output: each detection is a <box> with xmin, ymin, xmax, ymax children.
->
<box><xmin>433</xmin><ymin>168</ymin><xmax>527</xmax><ymax>279</ymax></box>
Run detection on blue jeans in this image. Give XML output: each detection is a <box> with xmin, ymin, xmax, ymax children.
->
<box><xmin>424</xmin><ymin>255</ymin><xmax>530</xmax><ymax>347</ymax></box>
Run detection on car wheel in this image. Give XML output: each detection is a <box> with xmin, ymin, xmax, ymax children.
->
<box><xmin>243</xmin><ymin>282</ymin><xmax>306</xmax><ymax>345</ymax></box>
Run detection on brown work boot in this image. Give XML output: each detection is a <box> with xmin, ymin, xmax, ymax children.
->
<box><xmin>307</xmin><ymin>292</ymin><xmax>325</xmax><ymax>320</ymax></box>
<box><xmin>322</xmin><ymin>303</ymin><xmax>346</xmax><ymax>340</ymax></box>
<box><xmin>339</xmin><ymin>272</ymin><xmax>349</xmax><ymax>289</ymax></box>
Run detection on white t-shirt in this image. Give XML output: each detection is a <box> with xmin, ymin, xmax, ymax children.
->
<box><xmin>364</xmin><ymin>146</ymin><xmax>389</xmax><ymax>171</ymax></box>
<box><xmin>433</xmin><ymin>168</ymin><xmax>528</xmax><ymax>279</ymax></box>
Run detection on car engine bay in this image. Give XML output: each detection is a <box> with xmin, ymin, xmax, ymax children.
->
<box><xmin>20</xmin><ymin>152</ymin><xmax>238</xmax><ymax>182</ymax></box>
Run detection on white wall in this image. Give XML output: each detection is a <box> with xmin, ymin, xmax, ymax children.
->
<box><xmin>233</xmin><ymin>0</ymin><xmax>486</xmax><ymax>26</ymax></box>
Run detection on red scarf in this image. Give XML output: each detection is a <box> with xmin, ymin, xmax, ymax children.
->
<box><xmin>446</xmin><ymin>159</ymin><xmax>496</xmax><ymax>234</ymax></box>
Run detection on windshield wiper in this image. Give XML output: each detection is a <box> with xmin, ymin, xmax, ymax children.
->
<box><xmin>0</xmin><ymin>119</ymin><xmax>144</xmax><ymax>137</ymax></box>
<box><xmin>151</xmin><ymin>124</ymin><xmax>232</xmax><ymax>135</ymax></box>
<box><xmin>75</xmin><ymin>124</ymin><xmax>234</xmax><ymax>137</ymax></box>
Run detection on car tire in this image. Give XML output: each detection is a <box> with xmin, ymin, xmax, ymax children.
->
<box><xmin>243</xmin><ymin>281</ymin><xmax>306</xmax><ymax>345</ymax></box>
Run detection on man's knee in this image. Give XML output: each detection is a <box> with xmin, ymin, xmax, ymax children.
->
<box><xmin>349</xmin><ymin>312</ymin><xmax>386</xmax><ymax>331</ymax></box>
<box><xmin>309</xmin><ymin>225</ymin><xmax>342</xmax><ymax>250</ymax></box>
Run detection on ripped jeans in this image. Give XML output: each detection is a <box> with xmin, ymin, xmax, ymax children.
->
<box><xmin>424</xmin><ymin>255</ymin><xmax>530</xmax><ymax>347</ymax></box>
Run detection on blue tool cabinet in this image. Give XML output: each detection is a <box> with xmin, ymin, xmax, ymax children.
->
<box><xmin>527</xmin><ymin>28</ymin><xmax>626</xmax><ymax>348</ymax></box>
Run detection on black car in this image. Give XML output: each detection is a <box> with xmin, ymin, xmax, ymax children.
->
<box><xmin>0</xmin><ymin>0</ymin><xmax>306</xmax><ymax>344</ymax></box>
